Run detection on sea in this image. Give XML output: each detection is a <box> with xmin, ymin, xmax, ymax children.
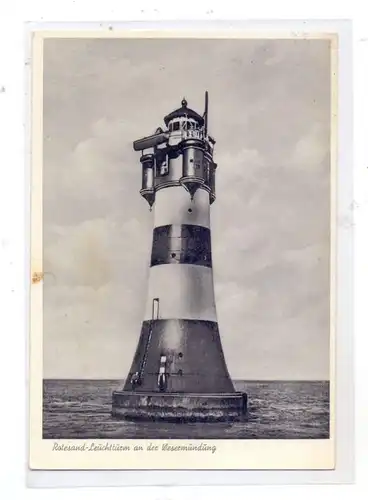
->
<box><xmin>43</xmin><ymin>380</ymin><xmax>330</xmax><ymax>440</ymax></box>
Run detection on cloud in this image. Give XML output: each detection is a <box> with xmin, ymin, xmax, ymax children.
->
<box><xmin>44</xmin><ymin>216</ymin><xmax>151</xmax><ymax>289</ymax></box>
<box><xmin>291</xmin><ymin>121</ymin><xmax>330</xmax><ymax>169</ymax></box>
<box><xmin>43</xmin><ymin>284</ymin><xmax>142</xmax><ymax>379</ymax></box>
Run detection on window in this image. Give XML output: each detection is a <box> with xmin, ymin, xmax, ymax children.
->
<box><xmin>173</xmin><ymin>122</ymin><xmax>180</xmax><ymax>131</ymax></box>
<box><xmin>159</xmin><ymin>160</ymin><xmax>168</xmax><ymax>176</ymax></box>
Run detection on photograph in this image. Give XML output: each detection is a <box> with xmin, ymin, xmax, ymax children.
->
<box><xmin>33</xmin><ymin>33</ymin><xmax>334</xmax><ymax>450</ymax></box>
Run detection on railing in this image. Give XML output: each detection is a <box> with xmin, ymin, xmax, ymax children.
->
<box><xmin>183</xmin><ymin>129</ymin><xmax>204</xmax><ymax>140</ymax></box>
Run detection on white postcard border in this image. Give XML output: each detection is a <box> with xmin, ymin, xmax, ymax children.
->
<box><xmin>26</xmin><ymin>20</ymin><xmax>353</xmax><ymax>480</ymax></box>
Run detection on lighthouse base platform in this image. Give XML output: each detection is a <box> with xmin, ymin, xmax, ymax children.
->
<box><xmin>111</xmin><ymin>391</ymin><xmax>247</xmax><ymax>422</ymax></box>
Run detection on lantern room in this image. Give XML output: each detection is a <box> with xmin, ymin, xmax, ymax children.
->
<box><xmin>133</xmin><ymin>92</ymin><xmax>218</xmax><ymax>206</ymax></box>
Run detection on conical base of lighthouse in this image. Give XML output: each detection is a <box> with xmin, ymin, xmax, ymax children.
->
<box><xmin>112</xmin><ymin>318</ymin><xmax>247</xmax><ymax>422</ymax></box>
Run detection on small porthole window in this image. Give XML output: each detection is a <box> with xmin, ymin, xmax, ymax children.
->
<box><xmin>190</xmin><ymin>158</ymin><xmax>194</xmax><ymax>163</ymax></box>
<box><xmin>171</xmin><ymin>253</ymin><xmax>176</xmax><ymax>258</ymax></box>
<box><xmin>188</xmin><ymin>208</ymin><xmax>192</xmax><ymax>213</ymax></box>
<box><xmin>178</xmin><ymin>352</ymin><xmax>183</xmax><ymax>358</ymax></box>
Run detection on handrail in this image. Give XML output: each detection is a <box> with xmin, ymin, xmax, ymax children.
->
<box><xmin>135</xmin><ymin>298</ymin><xmax>160</xmax><ymax>383</ymax></box>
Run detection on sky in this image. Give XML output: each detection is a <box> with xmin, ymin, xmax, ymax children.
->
<box><xmin>42</xmin><ymin>37</ymin><xmax>331</xmax><ymax>380</ymax></box>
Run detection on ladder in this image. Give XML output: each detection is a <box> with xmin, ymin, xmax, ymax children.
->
<box><xmin>138</xmin><ymin>298</ymin><xmax>159</xmax><ymax>380</ymax></box>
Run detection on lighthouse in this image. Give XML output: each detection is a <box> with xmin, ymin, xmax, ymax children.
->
<box><xmin>112</xmin><ymin>93</ymin><xmax>247</xmax><ymax>421</ymax></box>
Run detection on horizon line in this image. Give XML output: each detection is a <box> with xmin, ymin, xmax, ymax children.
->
<box><xmin>42</xmin><ymin>377</ymin><xmax>330</xmax><ymax>382</ymax></box>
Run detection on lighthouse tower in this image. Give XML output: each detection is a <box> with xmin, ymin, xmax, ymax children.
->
<box><xmin>112</xmin><ymin>93</ymin><xmax>247</xmax><ymax>421</ymax></box>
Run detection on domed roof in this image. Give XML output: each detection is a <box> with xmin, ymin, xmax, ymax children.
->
<box><xmin>164</xmin><ymin>98</ymin><xmax>204</xmax><ymax>126</ymax></box>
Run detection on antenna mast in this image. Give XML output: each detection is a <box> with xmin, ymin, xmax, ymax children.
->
<box><xmin>204</xmin><ymin>90</ymin><xmax>209</xmax><ymax>137</ymax></box>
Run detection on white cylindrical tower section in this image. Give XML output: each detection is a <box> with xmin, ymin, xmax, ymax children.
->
<box><xmin>154</xmin><ymin>186</ymin><xmax>210</xmax><ymax>228</ymax></box>
<box><xmin>143</xmin><ymin>264</ymin><xmax>217</xmax><ymax>322</ymax></box>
